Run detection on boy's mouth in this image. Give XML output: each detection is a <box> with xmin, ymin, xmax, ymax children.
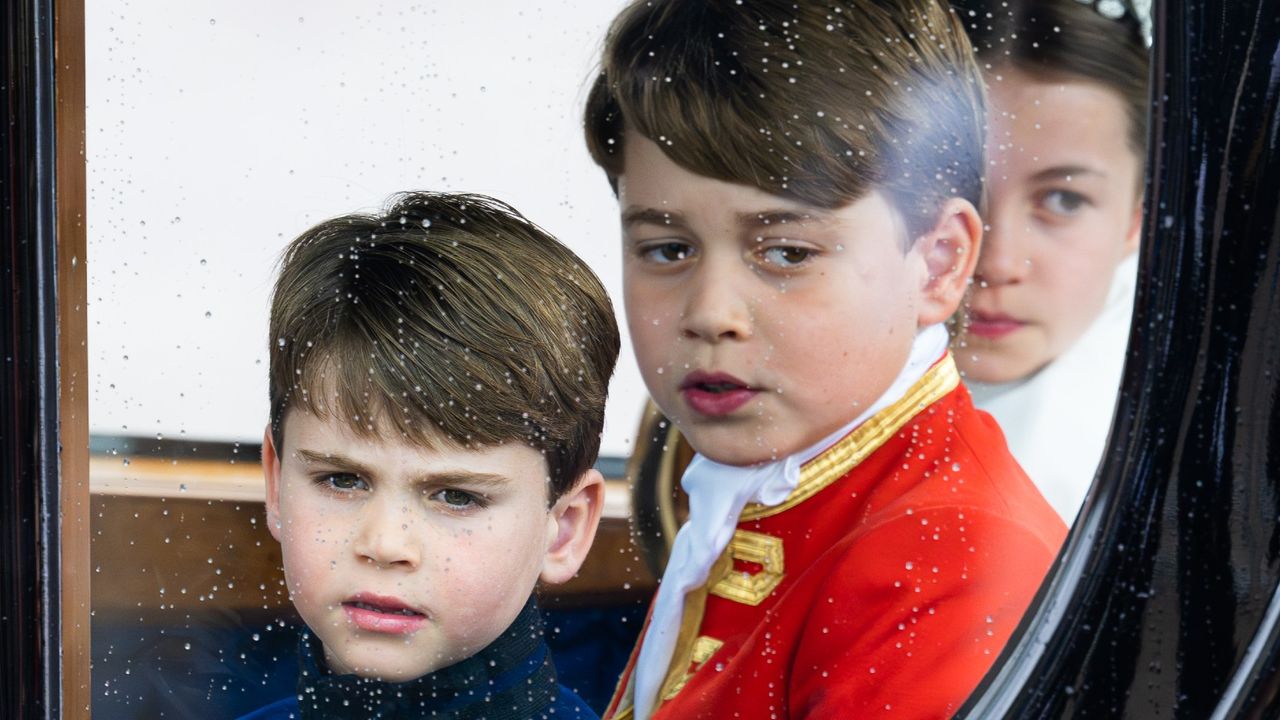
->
<box><xmin>680</xmin><ymin>371</ymin><xmax>759</xmax><ymax>416</ymax></box>
<box><xmin>347</xmin><ymin>600</ymin><xmax>419</xmax><ymax>616</ymax></box>
<box><xmin>342</xmin><ymin>593</ymin><xmax>428</xmax><ymax>634</ymax></box>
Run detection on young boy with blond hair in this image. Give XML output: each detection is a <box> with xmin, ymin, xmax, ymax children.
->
<box><xmin>584</xmin><ymin>2</ymin><xmax>1067</xmax><ymax>718</ymax></box>
<box><xmin>241</xmin><ymin>191</ymin><xmax>619</xmax><ymax>719</ymax></box>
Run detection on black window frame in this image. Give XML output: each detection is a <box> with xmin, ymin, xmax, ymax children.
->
<box><xmin>5</xmin><ymin>0</ymin><xmax>1280</xmax><ymax>717</ymax></box>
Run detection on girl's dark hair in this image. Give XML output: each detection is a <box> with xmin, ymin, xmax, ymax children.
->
<box><xmin>953</xmin><ymin>0</ymin><xmax>1150</xmax><ymax>156</ymax></box>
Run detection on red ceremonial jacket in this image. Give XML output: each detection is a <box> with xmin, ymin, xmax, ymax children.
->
<box><xmin>605</xmin><ymin>354</ymin><xmax>1067</xmax><ymax>719</ymax></box>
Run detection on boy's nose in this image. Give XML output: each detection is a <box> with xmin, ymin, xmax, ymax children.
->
<box><xmin>678</xmin><ymin>269</ymin><xmax>752</xmax><ymax>342</ymax></box>
<box><xmin>973</xmin><ymin>221</ymin><xmax>1031</xmax><ymax>287</ymax></box>
<box><xmin>352</xmin><ymin>500</ymin><xmax>421</xmax><ymax>569</ymax></box>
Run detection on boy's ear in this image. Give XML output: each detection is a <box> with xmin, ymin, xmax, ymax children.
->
<box><xmin>913</xmin><ymin>198</ymin><xmax>983</xmax><ymax>327</ymax></box>
<box><xmin>539</xmin><ymin>469</ymin><xmax>605</xmax><ymax>585</ymax></box>
<box><xmin>262</xmin><ymin>425</ymin><xmax>284</xmax><ymax>543</ymax></box>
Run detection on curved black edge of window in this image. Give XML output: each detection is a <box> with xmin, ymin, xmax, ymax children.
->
<box><xmin>957</xmin><ymin>0</ymin><xmax>1280</xmax><ymax>717</ymax></box>
<box><xmin>7</xmin><ymin>1</ymin><xmax>1280</xmax><ymax>719</ymax></box>
<box><xmin>1</xmin><ymin>0</ymin><xmax>60</xmax><ymax>718</ymax></box>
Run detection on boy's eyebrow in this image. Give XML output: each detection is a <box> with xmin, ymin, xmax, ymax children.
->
<box><xmin>621</xmin><ymin>206</ymin><xmax>690</xmax><ymax>230</ymax></box>
<box><xmin>293</xmin><ymin>449</ymin><xmax>512</xmax><ymax>489</ymax></box>
<box><xmin>1029</xmin><ymin>165</ymin><xmax>1107</xmax><ymax>183</ymax></box>
<box><xmin>622</xmin><ymin>206</ymin><xmax>835</xmax><ymax>231</ymax></box>
<box><xmin>737</xmin><ymin>209</ymin><xmax>835</xmax><ymax>229</ymax></box>
<box><xmin>296</xmin><ymin>449</ymin><xmax>372</xmax><ymax>473</ymax></box>
<box><xmin>413</xmin><ymin>470</ymin><xmax>512</xmax><ymax>491</ymax></box>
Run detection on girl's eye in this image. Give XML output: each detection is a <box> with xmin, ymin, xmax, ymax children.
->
<box><xmin>433</xmin><ymin>488</ymin><xmax>482</xmax><ymax>509</ymax></box>
<box><xmin>640</xmin><ymin>241</ymin><xmax>694</xmax><ymax>264</ymax></box>
<box><xmin>760</xmin><ymin>245</ymin><xmax>815</xmax><ymax>267</ymax></box>
<box><xmin>1040</xmin><ymin>189</ymin><xmax>1090</xmax><ymax>216</ymax></box>
<box><xmin>318</xmin><ymin>473</ymin><xmax>368</xmax><ymax>492</ymax></box>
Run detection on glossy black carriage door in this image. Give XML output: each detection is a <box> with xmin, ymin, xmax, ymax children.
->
<box><xmin>959</xmin><ymin>0</ymin><xmax>1280</xmax><ymax>717</ymax></box>
<box><xmin>2</xmin><ymin>0</ymin><xmax>62</xmax><ymax>718</ymax></box>
<box><xmin>7</xmin><ymin>0</ymin><xmax>1280</xmax><ymax>719</ymax></box>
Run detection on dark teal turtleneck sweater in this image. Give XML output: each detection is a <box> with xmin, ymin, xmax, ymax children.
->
<box><xmin>238</xmin><ymin>598</ymin><xmax>596</xmax><ymax>720</ymax></box>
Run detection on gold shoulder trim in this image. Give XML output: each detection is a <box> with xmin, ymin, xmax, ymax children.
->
<box><xmin>662</xmin><ymin>636</ymin><xmax>725</xmax><ymax>700</ymax></box>
<box><xmin>652</xmin><ymin>550</ymin><xmax>730</xmax><ymax>709</ymax></box>
<box><xmin>709</xmin><ymin>530</ymin><xmax>785</xmax><ymax>606</ymax></box>
<box><xmin>739</xmin><ymin>354</ymin><xmax>960</xmax><ymax>522</ymax></box>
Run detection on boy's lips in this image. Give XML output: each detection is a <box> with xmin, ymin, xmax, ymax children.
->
<box><xmin>967</xmin><ymin>310</ymin><xmax>1025</xmax><ymax>340</ymax></box>
<box><xmin>679</xmin><ymin>371</ymin><xmax>759</xmax><ymax>416</ymax></box>
<box><xmin>342</xmin><ymin>592</ymin><xmax>428</xmax><ymax>634</ymax></box>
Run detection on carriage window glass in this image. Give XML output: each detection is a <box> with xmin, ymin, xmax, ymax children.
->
<box><xmin>86</xmin><ymin>4</ymin><xmax>646</xmax><ymax>717</ymax></box>
<box><xmin>85</xmin><ymin>1</ymin><xmax>1150</xmax><ymax>717</ymax></box>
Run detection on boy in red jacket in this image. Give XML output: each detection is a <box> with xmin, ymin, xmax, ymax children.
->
<box><xmin>584</xmin><ymin>2</ymin><xmax>1068</xmax><ymax>717</ymax></box>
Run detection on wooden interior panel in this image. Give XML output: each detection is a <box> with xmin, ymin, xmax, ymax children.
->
<box><xmin>56</xmin><ymin>0</ymin><xmax>90</xmax><ymax>716</ymax></box>
<box><xmin>90</xmin><ymin>493</ymin><xmax>656</xmax><ymax>616</ymax></box>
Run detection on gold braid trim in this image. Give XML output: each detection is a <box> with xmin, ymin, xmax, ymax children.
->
<box><xmin>738</xmin><ymin>354</ymin><xmax>960</xmax><ymax>522</ymax></box>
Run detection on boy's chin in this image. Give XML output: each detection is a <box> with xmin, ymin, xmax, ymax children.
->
<box><xmin>324</xmin><ymin>644</ymin><xmax>456</xmax><ymax>683</ymax></box>
<box><xmin>679</xmin><ymin>426</ymin><xmax>796</xmax><ymax>467</ymax></box>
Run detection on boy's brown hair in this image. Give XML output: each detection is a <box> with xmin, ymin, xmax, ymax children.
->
<box><xmin>268</xmin><ymin>191</ymin><xmax>620</xmax><ymax>501</ymax></box>
<box><xmin>584</xmin><ymin>0</ymin><xmax>986</xmax><ymax>241</ymax></box>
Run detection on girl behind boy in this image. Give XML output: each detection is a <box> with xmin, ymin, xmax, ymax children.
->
<box><xmin>953</xmin><ymin>0</ymin><xmax>1150</xmax><ymax>521</ymax></box>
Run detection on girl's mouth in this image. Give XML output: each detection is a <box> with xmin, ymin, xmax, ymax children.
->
<box><xmin>967</xmin><ymin>311</ymin><xmax>1025</xmax><ymax>340</ymax></box>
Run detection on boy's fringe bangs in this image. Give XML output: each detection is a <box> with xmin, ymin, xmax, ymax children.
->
<box><xmin>275</xmin><ymin>306</ymin><xmax>589</xmax><ymax>458</ymax></box>
<box><xmin>268</xmin><ymin>204</ymin><xmax>616</xmax><ymax>498</ymax></box>
<box><xmin>590</xmin><ymin>0</ymin><xmax>986</xmax><ymax>238</ymax></box>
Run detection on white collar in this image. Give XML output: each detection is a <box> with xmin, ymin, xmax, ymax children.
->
<box><xmin>632</xmin><ymin>323</ymin><xmax>950</xmax><ymax>719</ymax></box>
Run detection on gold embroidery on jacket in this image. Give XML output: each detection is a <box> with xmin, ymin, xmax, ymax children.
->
<box><xmin>709</xmin><ymin>530</ymin><xmax>785</xmax><ymax>606</ymax></box>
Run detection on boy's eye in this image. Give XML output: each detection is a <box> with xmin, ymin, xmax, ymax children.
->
<box><xmin>759</xmin><ymin>244</ymin><xmax>815</xmax><ymax>268</ymax></box>
<box><xmin>1039</xmin><ymin>189</ymin><xmax>1090</xmax><ymax>217</ymax></box>
<box><xmin>318</xmin><ymin>473</ymin><xmax>369</xmax><ymax>492</ymax></box>
<box><xmin>432</xmin><ymin>488</ymin><xmax>483</xmax><ymax>509</ymax></box>
<box><xmin>640</xmin><ymin>241</ymin><xmax>694</xmax><ymax>264</ymax></box>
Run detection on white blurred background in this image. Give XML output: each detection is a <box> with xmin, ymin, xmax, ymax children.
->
<box><xmin>86</xmin><ymin>0</ymin><xmax>644</xmax><ymax>458</ymax></box>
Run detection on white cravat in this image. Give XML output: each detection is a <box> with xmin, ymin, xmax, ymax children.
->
<box><xmin>631</xmin><ymin>323</ymin><xmax>950</xmax><ymax>720</ymax></box>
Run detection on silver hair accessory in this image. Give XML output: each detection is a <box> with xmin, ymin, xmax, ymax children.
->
<box><xmin>1076</xmin><ymin>0</ymin><xmax>1154</xmax><ymax>47</ymax></box>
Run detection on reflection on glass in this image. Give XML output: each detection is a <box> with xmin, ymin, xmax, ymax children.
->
<box><xmin>953</xmin><ymin>0</ymin><xmax>1150</xmax><ymax>522</ymax></box>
